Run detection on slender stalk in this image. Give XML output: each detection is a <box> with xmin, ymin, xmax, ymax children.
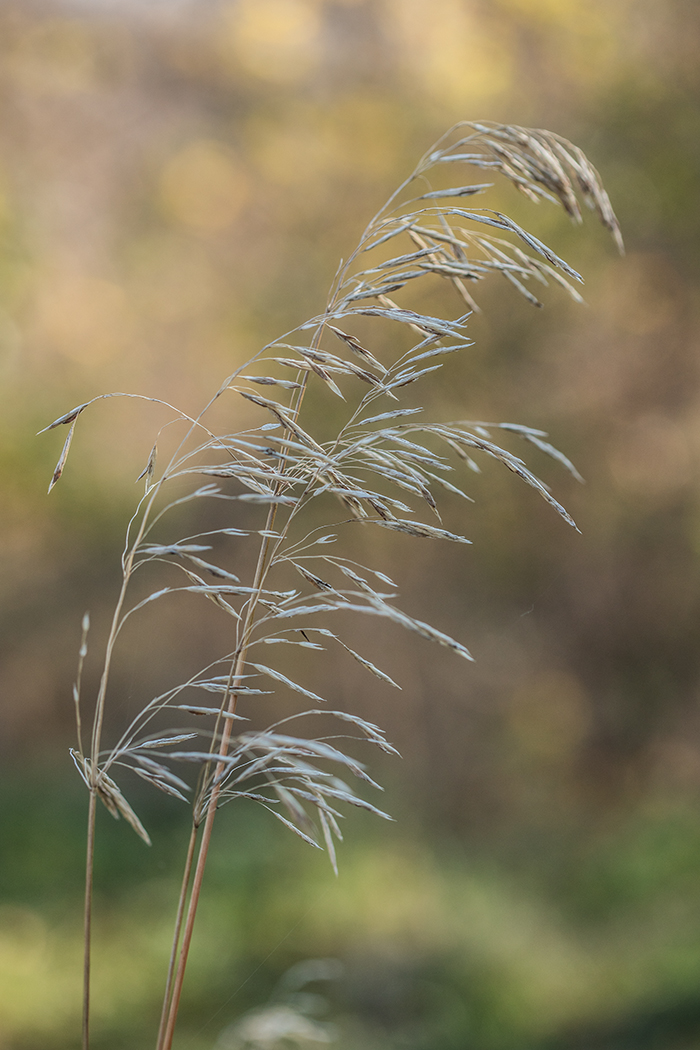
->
<box><xmin>90</xmin><ymin>504</ymin><xmax>155</xmax><ymax>767</ymax></box>
<box><xmin>82</xmin><ymin>789</ymin><xmax>97</xmax><ymax>1050</ymax></box>
<box><xmin>81</xmin><ymin>491</ymin><xmax>161</xmax><ymax>1044</ymax></box>
<box><xmin>155</xmin><ymin>822</ymin><xmax>199</xmax><ymax>1050</ymax></box>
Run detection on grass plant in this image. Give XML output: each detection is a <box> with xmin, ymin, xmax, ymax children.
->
<box><xmin>41</xmin><ymin>121</ymin><xmax>621</xmax><ymax>1049</ymax></box>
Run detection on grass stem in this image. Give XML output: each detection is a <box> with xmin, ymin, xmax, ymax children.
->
<box><xmin>155</xmin><ymin>822</ymin><xmax>199</xmax><ymax>1050</ymax></box>
<box><xmin>82</xmin><ymin>789</ymin><xmax>97</xmax><ymax>1050</ymax></box>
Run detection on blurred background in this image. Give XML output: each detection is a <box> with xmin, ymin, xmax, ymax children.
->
<box><xmin>2</xmin><ymin>0</ymin><xmax>700</xmax><ymax>1047</ymax></box>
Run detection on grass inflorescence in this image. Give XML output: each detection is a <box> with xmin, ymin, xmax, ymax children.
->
<box><xmin>41</xmin><ymin>121</ymin><xmax>621</xmax><ymax>1049</ymax></box>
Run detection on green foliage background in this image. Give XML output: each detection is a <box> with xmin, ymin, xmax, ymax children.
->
<box><xmin>2</xmin><ymin>0</ymin><xmax>700</xmax><ymax>1046</ymax></box>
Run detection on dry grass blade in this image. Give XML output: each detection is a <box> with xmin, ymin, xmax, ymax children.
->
<box><xmin>338</xmin><ymin>600</ymin><xmax>474</xmax><ymax>662</ymax></box>
<box><xmin>494</xmin><ymin>423</ymin><xmax>585</xmax><ymax>482</ymax></box>
<box><xmin>248</xmin><ymin>664</ymin><xmax>327</xmax><ymax>703</ymax></box>
<box><xmin>176</xmin><ymin>705</ymin><xmax>249</xmax><ymax>718</ymax></box>
<box><xmin>133</xmin><ymin>769</ymin><xmax>189</xmax><ymax>803</ymax></box>
<box><xmin>272</xmin><ymin>707</ymin><xmax>401</xmax><ymax>754</ymax></box>
<box><xmin>376</xmin><ymin>520</ymin><xmax>471</xmax><ymax>543</ymax></box>
<box><xmin>302</xmin><ymin>628</ymin><xmax>402</xmax><ymax>689</ymax></box>
<box><xmin>418</xmin><ymin>184</ymin><xmax>493</xmax><ymax>199</ymax></box>
<box><xmin>38</xmin><ymin>401</ymin><xmax>90</xmax><ymax>433</ymax></box>
<box><xmin>293</xmin><ymin>564</ymin><xmax>337</xmax><ymax>593</ymax></box>
<box><xmin>137</xmin><ymin>442</ymin><xmax>158</xmax><ymax>486</ymax></box>
<box><xmin>242</xmin><ymin>376</ymin><xmax>303</xmax><ymax>390</ymax></box>
<box><xmin>267</xmin><ymin>811</ymin><xmax>323</xmax><ymax>849</ymax></box>
<box><xmin>93</xmin><ymin>766</ymin><xmax>152</xmax><ymax>845</ymax></box>
<box><xmin>48</xmin><ymin>418</ymin><xmax>78</xmax><ymax>493</ymax></box>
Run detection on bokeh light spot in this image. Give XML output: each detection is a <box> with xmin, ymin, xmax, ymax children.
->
<box><xmin>34</xmin><ymin>274</ymin><xmax>133</xmax><ymax>365</ymax></box>
<box><xmin>385</xmin><ymin>0</ymin><xmax>513</xmax><ymax>105</ymax></box>
<box><xmin>218</xmin><ymin>0</ymin><xmax>322</xmax><ymax>84</ymax></box>
<box><xmin>158</xmin><ymin>139</ymin><xmax>250</xmax><ymax>235</ymax></box>
<box><xmin>9</xmin><ymin>18</ymin><xmax>99</xmax><ymax>95</ymax></box>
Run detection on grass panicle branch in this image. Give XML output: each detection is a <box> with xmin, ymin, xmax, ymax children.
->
<box><xmin>42</xmin><ymin>121</ymin><xmax>620</xmax><ymax>1050</ymax></box>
